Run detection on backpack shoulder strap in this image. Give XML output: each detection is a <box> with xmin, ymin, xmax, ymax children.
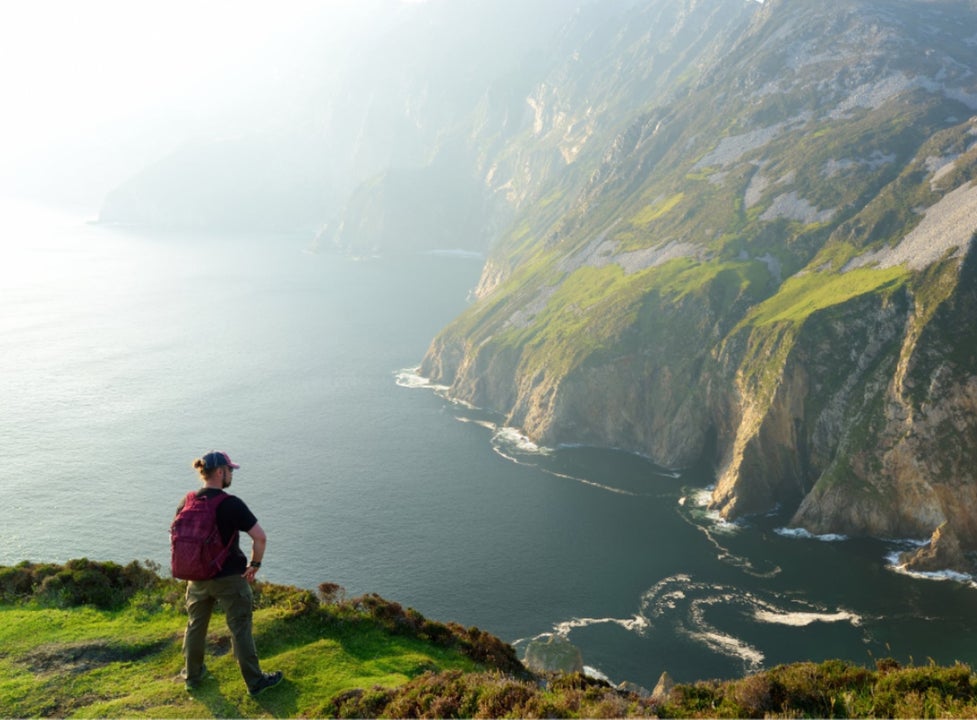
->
<box><xmin>184</xmin><ymin>490</ymin><xmax>230</xmax><ymax>508</ymax></box>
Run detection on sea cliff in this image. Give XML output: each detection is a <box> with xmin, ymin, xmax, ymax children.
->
<box><xmin>98</xmin><ymin>0</ymin><xmax>977</xmax><ymax>572</ymax></box>
<box><xmin>419</xmin><ymin>0</ymin><xmax>977</xmax><ymax>573</ymax></box>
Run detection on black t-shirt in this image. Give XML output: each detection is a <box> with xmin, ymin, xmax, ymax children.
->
<box><xmin>176</xmin><ymin>488</ymin><xmax>258</xmax><ymax>578</ymax></box>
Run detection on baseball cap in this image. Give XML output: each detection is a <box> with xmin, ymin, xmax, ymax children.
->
<box><xmin>202</xmin><ymin>451</ymin><xmax>241</xmax><ymax>472</ymax></box>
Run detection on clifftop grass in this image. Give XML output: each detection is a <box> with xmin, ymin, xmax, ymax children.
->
<box><xmin>0</xmin><ymin>559</ymin><xmax>520</xmax><ymax>718</ymax></box>
<box><xmin>5</xmin><ymin>560</ymin><xmax>977</xmax><ymax>718</ymax></box>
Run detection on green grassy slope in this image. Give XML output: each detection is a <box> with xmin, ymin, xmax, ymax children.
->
<box><xmin>6</xmin><ymin>561</ymin><xmax>977</xmax><ymax>718</ymax></box>
<box><xmin>0</xmin><ymin>560</ymin><xmax>509</xmax><ymax>718</ymax></box>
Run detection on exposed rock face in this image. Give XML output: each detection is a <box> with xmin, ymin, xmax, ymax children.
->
<box><xmin>419</xmin><ymin>0</ymin><xmax>977</xmax><ymax>572</ymax></box>
<box><xmin>651</xmin><ymin>671</ymin><xmax>676</xmax><ymax>703</ymax></box>
<box><xmin>901</xmin><ymin>523</ymin><xmax>969</xmax><ymax>574</ymax></box>
<box><xmin>523</xmin><ymin>635</ymin><xmax>584</xmax><ymax>675</ymax></box>
<box><xmin>789</xmin><ymin>250</ymin><xmax>977</xmax><ymax>571</ymax></box>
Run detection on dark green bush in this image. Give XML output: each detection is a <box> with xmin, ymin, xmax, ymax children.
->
<box><xmin>0</xmin><ymin>565</ymin><xmax>34</xmax><ymax>601</ymax></box>
<box><xmin>0</xmin><ymin>558</ymin><xmax>178</xmax><ymax>610</ymax></box>
<box><xmin>253</xmin><ymin>582</ymin><xmax>319</xmax><ymax>617</ymax></box>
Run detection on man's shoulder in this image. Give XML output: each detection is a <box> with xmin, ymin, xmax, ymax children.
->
<box><xmin>218</xmin><ymin>494</ymin><xmax>256</xmax><ymax>518</ymax></box>
<box><xmin>217</xmin><ymin>494</ymin><xmax>258</xmax><ymax>532</ymax></box>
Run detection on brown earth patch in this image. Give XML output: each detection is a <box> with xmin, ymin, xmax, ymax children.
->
<box><xmin>18</xmin><ymin>638</ymin><xmax>170</xmax><ymax>675</ymax></box>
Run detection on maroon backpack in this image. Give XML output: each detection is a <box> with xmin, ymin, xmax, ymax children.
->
<box><xmin>170</xmin><ymin>491</ymin><xmax>233</xmax><ymax>580</ymax></box>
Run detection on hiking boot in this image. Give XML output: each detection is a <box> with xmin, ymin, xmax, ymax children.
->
<box><xmin>249</xmin><ymin>671</ymin><xmax>284</xmax><ymax>697</ymax></box>
<box><xmin>182</xmin><ymin>665</ymin><xmax>213</xmax><ymax>691</ymax></box>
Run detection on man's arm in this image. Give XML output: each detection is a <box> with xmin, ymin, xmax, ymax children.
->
<box><xmin>242</xmin><ymin>522</ymin><xmax>267</xmax><ymax>582</ymax></box>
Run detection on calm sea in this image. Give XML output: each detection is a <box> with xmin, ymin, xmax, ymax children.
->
<box><xmin>3</xmin><ymin>198</ymin><xmax>977</xmax><ymax>688</ymax></box>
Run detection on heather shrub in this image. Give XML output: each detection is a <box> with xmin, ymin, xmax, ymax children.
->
<box><xmin>875</xmin><ymin>656</ymin><xmax>902</xmax><ymax>673</ymax></box>
<box><xmin>871</xmin><ymin>662</ymin><xmax>976</xmax><ymax>718</ymax></box>
<box><xmin>0</xmin><ymin>559</ymin><xmax>181</xmax><ymax>610</ymax></box>
<box><xmin>728</xmin><ymin>672</ymin><xmax>779</xmax><ymax>717</ymax></box>
<box><xmin>421</xmin><ymin>618</ymin><xmax>455</xmax><ymax>645</ymax></box>
<box><xmin>473</xmin><ymin>675</ymin><xmax>536</xmax><ymax>717</ymax></box>
<box><xmin>454</xmin><ymin>624</ymin><xmax>527</xmax><ymax>677</ymax></box>
<box><xmin>761</xmin><ymin>659</ymin><xmax>872</xmax><ymax>717</ymax></box>
<box><xmin>328</xmin><ymin>686</ymin><xmax>395</xmax><ymax>718</ymax></box>
<box><xmin>549</xmin><ymin>671</ymin><xmax>611</xmax><ymax>693</ymax></box>
<box><xmin>0</xmin><ymin>565</ymin><xmax>34</xmax><ymax>601</ymax></box>
<box><xmin>519</xmin><ymin>693</ymin><xmax>572</xmax><ymax>719</ymax></box>
<box><xmin>253</xmin><ymin>582</ymin><xmax>319</xmax><ymax>617</ymax></box>
<box><xmin>586</xmin><ymin>694</ymin><xmax>635</xmax><ymax>718</ymax></box>
<box><xmin>382</xmin><ymin>670</ymin><xmax>467</xmax><ymax>718</ymax></box>
<box><xmin>669</xmin><ymin>681</ymin><xmax>722</xmax><ymax>716</ymax></box>
<box><xmin>331</xmin><ymin>670</ymin><xmax>550</xmax><ymax>719</ymax></box>
<box><xmin>325</xmin><ymin>668</ymin><xmax>662</xmax><ymax>719</ymax></box>
<box><xmin>317</xmin><ymin>581</ymin><xmax>346</xmax><ymax>605</ymax></box>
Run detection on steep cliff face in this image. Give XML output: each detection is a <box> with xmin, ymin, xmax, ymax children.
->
<box><xmin>100</xmin><ymin>0</ymin><xmax>977</xmax><ymax>570</ymax></box>
<box><xmin>790</xmin><ymin>247</ymin><xmax>977</xmax><ymax>568</ymax></box>
<box><xmin>420</xmin><ymin>0</ymin><xmax>977</xmax><ymax>572</ymax></box>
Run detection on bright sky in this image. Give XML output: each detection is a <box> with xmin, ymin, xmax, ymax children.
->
<box><xmin>0</xmin><ymin>0</ymin><xmax>380</xmax><ymax>207</ymax></box>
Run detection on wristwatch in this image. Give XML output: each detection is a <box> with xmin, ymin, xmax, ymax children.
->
<box><xmin>249</xmin><ymin>561</ymin><xmax>262</xmax><ymax>569</ymax></box>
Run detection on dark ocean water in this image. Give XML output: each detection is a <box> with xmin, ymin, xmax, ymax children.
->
<box><xmin>3</xmin><ymin>201</ymin><xmax>977</xmax><ymax>688</ymax></box>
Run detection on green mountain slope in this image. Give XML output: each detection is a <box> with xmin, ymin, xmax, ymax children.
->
<box><xmin>420</xmin><ymin>0</ymin><xmax>977</xmax><ymax>572</ymax></box>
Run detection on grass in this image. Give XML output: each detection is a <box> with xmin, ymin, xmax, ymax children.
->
<box><xmin>740</xmin><ymin>265</ymin><xmax>908</xmax><ymax>329</ymax></box>
<box><xmin>631</xmin><ymin>192</ymin><xmax>685</xmax><ymax>227</ymax></box>
<box><xmin>7</xmin><ymin>561</ymin><xmax>977</xmax><ymax>717</ymax></box>
<box><xmin>0</xmin><ymin>561</ymin><xmax>506</xmax><ymax>718</ymax></box>
<box><xmin>0</xmin><ymin>601</ymin><xmax>482</xmax><ymax>719</ymax></box>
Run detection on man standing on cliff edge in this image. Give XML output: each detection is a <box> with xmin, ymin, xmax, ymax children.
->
<box><xmin>176</xmin><ymin>450</ymin><xmax>284</xmax><ymax>697</ymax></box>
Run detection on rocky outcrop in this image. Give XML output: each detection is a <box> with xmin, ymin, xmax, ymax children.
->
<box><xmin>523</xmin><ymin>635</ymin><xmax>584</xmax><ymax>675</ymax></box>
<box><xmin>651</xmin><ymin>672</ymin><xmax>676</xmax><ymax>704</ymax></box>
<box><xmin>901</xmin><ymin>523</ymin><xmax>969</xmax><ymax>574</ymax></box>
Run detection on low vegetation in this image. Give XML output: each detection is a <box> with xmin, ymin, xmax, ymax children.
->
<box><xmin>4</xmin><ymin>560</ymin><xmax>977</xmax><ymax>718</ymax></box>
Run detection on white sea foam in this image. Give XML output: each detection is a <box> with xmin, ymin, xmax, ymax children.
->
<box><xmin>775</xmin><ymin>527</ymin><xmax>848</xmax><ymax>542</ymax></box>
<box><xmin>394</xmin><ymin>367</ymin><xmax>436</xmax><ymax>389</ymax></box>
<box><xmin>555</xmin><ymin>442</ymin><xmax>681</xmax><ymax>479</ymax></box>
<box><xmin>552</xmin><ymin>614</ymin><xmax>651</xmax><ymax>636</ymax></box>
<box><xmin>583</xmin><ymin>666</ymin><xmax>613</xmax><ymax>683</ymax></box>
<box><xmin>396</xmin><ymin>371</ymin><xmax>671</xmax><ymax>497</ymax></box>
<box><xmin>754</xmin><ymin>609</ymin><xmax>862</xmax><ymax>627</ymax></box>
<box><xmin>493</xmin><ymin>425</ymin><xmax>548</xmax><ymax>455</ymax></box>
<box><xmin>394</xmin><ymin>367</ymin><xmax>482</xmax><ymax>411</ymax></box>
<box><xmin>490</xmin><ymin>426</ymin><xmax>644</xmax><ymax>495</ymax></box>
<box><xmin>454</xmin><ymin>416</ymin><xmax>497</xmax><ymax>432</ymax></box>
<box><xmin>547</xmin><ymin>469</ymin><xmax>642</xmax><ymax>497</ymax></box>
<box><xmin>884</xmin><ymin>549</ymin><xmax>977</xmax><ymax>588</ymax></box>
<box><xmin>676</xmin><ymin>489</ymin><xmax>780</xmax><ymax>578</ymax></box>
<box><xmin>689</xmin><ymin>629</ymin><xmax>765</xmax><ymax>671</ymax></box>
<box><xmin>442</xmin><ymin>393</ymin><xmax>479</xmax><ymax>410</ymax></box>
<box><xmin>488</xmin><ymin>425</ymin><xmax>635</xmax><ymax>495</ymax></box>
<box><xmin>651</xmin><ymin>576</ymin><xmax>768</xmax><ymax>671</ymax></box>
<box><xmin>541</xmin><ymin>573</ymin><xmax>867</xmax><ymax>677</ymax></box>
<box><xmin>684</xmin><ymin>488</ymin><xmax>739</xmax><ymax>530</ymax></box>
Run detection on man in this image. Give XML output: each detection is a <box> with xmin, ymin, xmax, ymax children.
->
<box><xmin>177</xmin><ymin>450</ymin><xmax>284</xmax><ymax>697</ymax></box>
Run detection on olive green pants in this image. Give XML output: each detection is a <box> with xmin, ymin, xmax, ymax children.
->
<box><xmin>183</xmin><ymin>575</ymin><xmax>263</xmax><ymax>690</ymax></box>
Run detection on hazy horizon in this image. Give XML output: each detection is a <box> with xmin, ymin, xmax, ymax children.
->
<box><xmin>0</xmin><ymin>0</ymin><xmax>425</xmax><ymax>212</ymax></box>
